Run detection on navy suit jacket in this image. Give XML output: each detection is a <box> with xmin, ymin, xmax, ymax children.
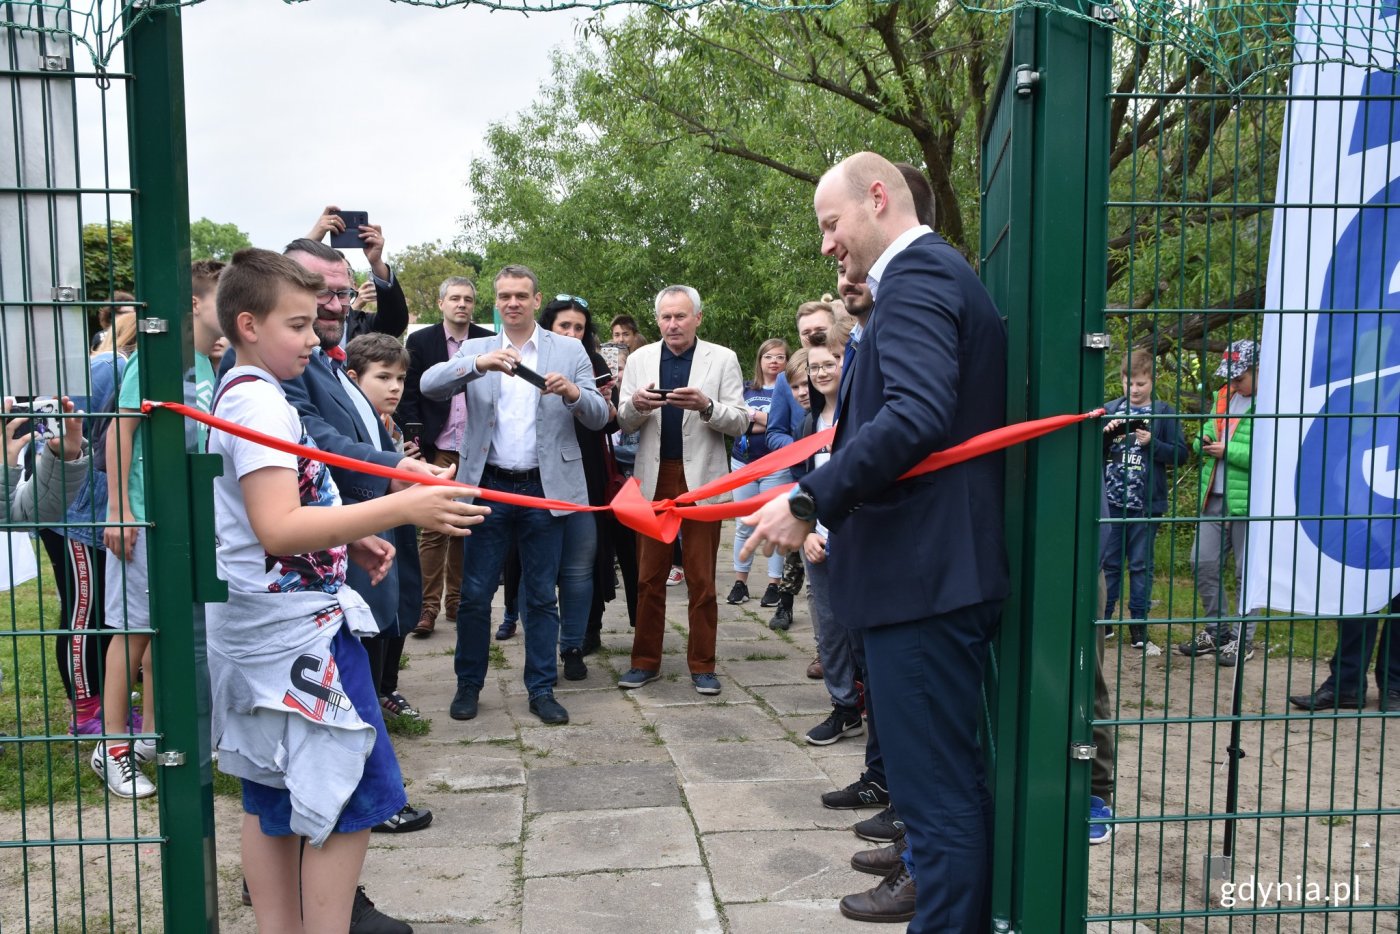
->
<box><xmin>220</xmin><ymin>347</ymin><xmax>422</xmax><ymax>634</ymax></box>
<box><xmin>400</xmin><ymin>321</ymin><xmax>495</xmax><ymax>462</ymax></box>
<box><xmin>801</xmin><ymin>231</ymin><xmax>1010</xmax><ymax>628</ymax></box>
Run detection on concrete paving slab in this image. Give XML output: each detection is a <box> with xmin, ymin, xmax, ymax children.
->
<box><xmin>702</xmin><ymin>829</ymin><xmax>870</xmax><ymax>902</ymax></box>
<box><xmin>522</xmin><ymin>866</ymin><xmax>721</xmax><ymax>934</ymax></box>
<box><xmin>518</xmin><ymin>723</ymin><xmax>671</xmax><ymax>767</ymax></box>
<box><xmin>716</xmin><ymin>618</ymin><xmax>774</xmax><ymax>642</ymax></box>
<box><xmin>668</xmin><ymin>740</ymin><xmax>828</xmax><ymax>783</ymax></box>
<box><xmin>713</xmin><ymin>637</ymin><xmax>787</xmax><ymax>660</ymax></box>
<box><xmin>724</xmin><ymin>658</ymin><xmax>814</xmax><ymax>687</ymax></box>
<box><xmin>362</xmin><ymin>841</ymin><xmax>517</xmax><ymax>926</ymax></box>
<box><xmin>726</xmin><ymin>899</ymin><xmax>875</xmax><ymax>933</ymax></box>
<box><xmin>366</xmin><ymin>791</ymin><xmax>523</xmax><ymax>848</ymax></box>
<box><xmin>418</xmin><ymin>750</ymin><xmax>527</xmax><ymax>792</ymax></box>
<box><xmin>684</xmin><ymin>780</ymin><xmax>854</xmax><ymax>833</ymax></box>
<box><xmin>525</xmin><ymin>763</ymin><xmax>680</xmax><ymax>813</ymax></box>
<box><xmin>749</xmin><ymin>682</ymin><xmax>838</xmax><ymax>716</ymax></box>
<box><xmin>642</xmin><ymin>703</ymin><xmax>787</xmax><ymax>745</ymax></box>
<box><xmin>523</xmin><ymin>806</ymin><xmax>700</xmax><ymax>876</ymax></box>
<box><xmin>530</xmin><ymin>686</ymin><xmax>646</xmax><ymax>725</ymax></box>
<box><xmin>623</xmin><ymin>676</ymin><xmax>729</xmax><ymax>708</ymax></box>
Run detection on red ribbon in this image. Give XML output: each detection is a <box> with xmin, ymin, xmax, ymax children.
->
<box><xmin>143</xmin><ymin>399</ymin><xmax>1102</xmax><ymax>543</ymax></box>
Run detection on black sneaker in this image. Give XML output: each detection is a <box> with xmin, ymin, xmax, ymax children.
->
<box><xmin>853</xmin><ymin>805</ymin><xmax>904</xmax><ymax>842</ymax></box>
<box><xmin>372</xmin><ymin>803</ymin><xmax>433</xmax><ymax>834</ymax></box>
<box><xmin>759</xmin><ymin>583</ymin><xmax>782</xmax><ymax>607</ymax></box>
<box><xmin>349</xmin><ymin>885</ymin><xmax>412</xmax><ymax>934</ymax></box>
<box><xmin>768</xmin><ymin>606</ymin><xmax>793</xmax><ymax>631</ymax></box>
<box><xmin>449</xmin><ymin>684</ymin><xmax>479</xmax><ymax>721</ymax></box>
<box><xmin>822</xmin><ymin>778</ymin><xmax>890</xmax><ymax>810</ymax></box>
<box><xmin>806</xmin><ymin>707</ymin><xmax>865</xmax><ymax>746</ymax></box>
<box><xmin>1177</xmin><ymin>629</ymin><xmax>1218</xmax><ymax>657</ymax></box>
<box><xmin>561</xmin><ymin>647</ymin><xmax>588</xmax><ymax>681</ymax></box>
<box><xmin>726</xmin><ymin>580</ymin><xmax>750</xmax><ymax>605</ymax></box>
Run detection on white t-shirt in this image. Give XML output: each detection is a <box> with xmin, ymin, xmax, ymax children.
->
<box><xmin>208</xmin><ymin>366</ymin><xmax>347</xmax><ymax>596</ymax></box>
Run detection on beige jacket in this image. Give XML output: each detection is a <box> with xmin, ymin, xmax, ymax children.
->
<box><xmin>617</xmin><ymin>338</ymin><xmax>748</xmax><ymax>504</ymax></box>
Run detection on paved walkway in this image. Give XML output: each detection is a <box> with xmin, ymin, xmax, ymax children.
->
<box><xmin>215</xmin><ymin>562</ymin><xmax>888</xmax><ymax>933</ymax></box>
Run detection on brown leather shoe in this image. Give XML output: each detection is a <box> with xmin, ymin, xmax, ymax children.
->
<box><xmin>839</xmin><ymin>861</ymin><xmax>916</xmax><ymax>923</ymax></box>
<box><xmin>807</xmin><ymin>657</ymin><xmax>823</xmax><ymax>679</ymax></box>
<box><xmin>411</xmin><ymin>614</ymin><xmax>435</xmax><ymax>638</ymax></box>
<box><xmin>851</xmin><ymin>831</ymin><xmax>906</xmax><ymax>876</ymax></box>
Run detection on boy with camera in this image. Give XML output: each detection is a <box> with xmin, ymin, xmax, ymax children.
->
<box><xmin>1101</xmin><ymin>350</ymin><xmax>1190</xmax><ymax>653</ymax></box>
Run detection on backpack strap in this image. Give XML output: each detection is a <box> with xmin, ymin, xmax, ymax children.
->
<box><xmin>206</xmin><ymin>373</ymin><xmax>271</xmax><ymax>453</ymax></box>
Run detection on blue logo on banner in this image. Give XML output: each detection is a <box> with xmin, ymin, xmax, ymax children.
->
<box><xmin>1297</xmin><ymin>174</ymin><xmax>1400</xmax><ymax>568</ymax></box>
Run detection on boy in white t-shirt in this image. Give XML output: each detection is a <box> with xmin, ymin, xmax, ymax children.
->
<box><xmin>206</xmin><ymin>248</ymin><xmax>484</xmax><ymax>932</ymax></box>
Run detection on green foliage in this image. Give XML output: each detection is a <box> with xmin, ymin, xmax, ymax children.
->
<box><xmin>81</xmin><ymin>221</ymin><xmax>135</xmax><ymax>306</ymax></box>
<box><xmin>189</xmin><ymin>217</ymin><xmax>252</xmax><ymax>262</ymax></box>
<box><xmin>388</xmin><ymin>241</ymin><xmax>484</xmax><ymax>325</ymax></box>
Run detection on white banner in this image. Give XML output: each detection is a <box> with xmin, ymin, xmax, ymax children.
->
<box><xmin>1247</xmin><ymin>1</ymin><xmax>1400</xmax><ymax>615</ymax></box>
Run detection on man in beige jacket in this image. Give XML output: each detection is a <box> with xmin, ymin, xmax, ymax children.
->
<box><xmin>615</xmin><ymin>285</ymin><xmax>747</xmax><ymax>695</ymax></box>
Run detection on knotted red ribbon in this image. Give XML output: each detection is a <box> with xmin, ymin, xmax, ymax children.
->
<box><xmin>144</xmin><ymin>399</ymin><xmax>1102</xmax><ymax>543</ymax></box>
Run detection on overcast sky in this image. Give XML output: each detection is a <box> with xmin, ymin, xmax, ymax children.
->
<box><xmin>179</xmin><ymin>0</ymin><xmax>588</xmax><ymax>268</ymax></box>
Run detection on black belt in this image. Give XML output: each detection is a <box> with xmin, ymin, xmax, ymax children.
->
<box><xmin>483</xmin><ymin>463</ymin><xmax>541</xmax><ymax>483</ymax></box>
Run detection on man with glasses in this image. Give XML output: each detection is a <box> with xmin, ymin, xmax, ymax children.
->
<box><xmin>304</xmin><ymin>204</ymin><xmax>409</xmax><ymax>343</ymax></box>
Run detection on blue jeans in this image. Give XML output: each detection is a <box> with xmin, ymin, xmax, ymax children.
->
<box><xmin>805</xmin><ymin>553</ymin><xmax>860</xmax><ymax>709</ymax></box>
<box><xmin>455</xmin><ymin>473</ymin><xmax>565</xmax><ymax>699</ymax></box>
<box><xmin>731</xmin><ymin>458</ymin><xmax>791</xmax><ymax>581</ymax></box>
<box><xmin>1101</xmin><ymin>509</ymin><xmax>1158</xmax><ymax>620</ymax></box>
<box><xmin>558</xmin><ymin>510</ymin><xmax>596</xmax><ymax>652</ymax></box>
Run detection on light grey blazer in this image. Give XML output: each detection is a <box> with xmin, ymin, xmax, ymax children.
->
<box><xmin>419</xmin><ymin>328</ymin><xmax>609</xmax><ymax>516</ymax></box>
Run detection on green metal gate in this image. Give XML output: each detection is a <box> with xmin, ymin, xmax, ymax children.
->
<box><xmin>1</xmin><ymin>3</ymin><xmax>218</xmax><ymax>930</ymax></box>
<box><xmin>982</xmin><ymin>0</ymin><xmax>1400</xmax><ymax>929</ymax></box>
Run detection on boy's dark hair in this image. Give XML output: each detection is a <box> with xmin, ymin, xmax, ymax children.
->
<box><xmin>610</xmin><ymin>313</ymin><xmax>639</xmax><ymax>333</ymax></box>
<box><xmin>282</xmin><ymin>237</ymin><xmax>342</xmax><ymax>263</ymax></box>
<box><xmin>217</xmin><ymin>248</ymin><xmax>325</xmax><ymax>342</ymax></box>
<box><xmin>346</xmin><ymin>333</ymin><xmax>409</xmax><ymax>375</ymax></box>
<box><xmin>191</xmin><ymin>259</ymin><xmax>225</xmax><ymax>298</ymax></box>
<box><xmin>1121</xmin><ymin>350</ymin><xmax>1155</xmax><ymax>379</ymax></box>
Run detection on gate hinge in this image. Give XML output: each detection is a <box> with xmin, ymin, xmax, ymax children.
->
<box><xmin>157</xmin><ymin>750</ymin><xmax>185</xmax><ymax>767</ymax></box>
<box><xmin>1083</xmin><ymin>332</ymin><xmax>1112</xmax><ymax>350</ymax></box>
<box><xmin>138</xmin><ymin>318</ymin><xmax>168</xmax><ymax>334</ymax></box>
<box><xmin>1014</xmin><ymin>64</ymin><xmax>1040</xmax><ymax>98</ymax></box>
<box><xmin>1070</xmin><ymin>742</ymin><xmax>1096</xmax><ymax>760</ymax></box>
<box><xmin>39</xmin><ymin>53</ymin><xmax>70</xmax><ymax>72</ymax></box>
<box><xmin>51</xmin><ymin>285</ymin><xmax>80</xmax><ymax>302</ymax></box>
<box><xmin>1089</xmin><ymin>4</ymin><xmax>1120</xmax><ymax>23</ymax></box>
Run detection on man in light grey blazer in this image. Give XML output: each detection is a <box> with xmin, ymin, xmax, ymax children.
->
<box><xmin>420</xmin><ymin>264</ymin><xmax>609</xmax><ymax>726</ymax></box>
<box><xmin>615</xmin><ymin>285</ymin><xmax>748</xmax><ymax>696</ymax></box>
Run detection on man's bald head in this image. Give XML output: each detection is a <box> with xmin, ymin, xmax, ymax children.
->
<box><xmin>814</xmin><ymin>152</ymin><xmax>921</xmax><ymax>285</ymax></box>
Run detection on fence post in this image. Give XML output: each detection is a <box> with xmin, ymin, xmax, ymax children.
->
<box><xmin>124</xmin><ymin>3</ymin><xmax>219</xmax><ymax>930</ymax></box>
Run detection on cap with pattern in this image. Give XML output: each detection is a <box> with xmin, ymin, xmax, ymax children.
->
<box><xmin>1215</xmin><ymin>339</ymin><xmax>1258</xmax><ymax>380</ymax></box>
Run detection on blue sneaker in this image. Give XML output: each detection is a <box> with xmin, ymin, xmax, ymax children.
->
<box><xmin>618</xmin><ymin>668</ymin><xmax>660</xmax><ymax>690</ymax></box>
<box><xmin>1089</xmin><ymin>795</ymin><xmax>1114</xmax><ymax>845</ymax></box>
<box><xmin>692</xmin><ymin>673</ymin><xmax>722</xmax><ymax>695</ymax></box>
<box><xmin>495</xmin><ymin>617</ymin><xmax>518</xmax><ymax>640</ymax></box>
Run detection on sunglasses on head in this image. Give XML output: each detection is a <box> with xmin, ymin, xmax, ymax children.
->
<box><xmin>555</xmin><ymin>294</ymin><xmax>588</xmax><ymax>309</ymax></box>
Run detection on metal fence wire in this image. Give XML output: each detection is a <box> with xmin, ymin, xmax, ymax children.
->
<box><xmin>1089</xmin><ymin>0</ymin><xmax>1400</xmax><ymax>929</ymax></box>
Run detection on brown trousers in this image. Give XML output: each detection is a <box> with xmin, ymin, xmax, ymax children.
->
<box><xmin>632</xmin><ymin>459</ymin><xmax>721</xmax><ymax>673</ymax></box>
<box><xmin>419</xmin><ymin>449</ymin><xmax>464</xmax><ymax>621</ymax></box>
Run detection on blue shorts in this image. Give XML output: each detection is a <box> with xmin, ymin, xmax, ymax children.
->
<box><xmin>241</xmin><ymin>625</ymin><xmax>406</xmax><ymax>836</ymax></box>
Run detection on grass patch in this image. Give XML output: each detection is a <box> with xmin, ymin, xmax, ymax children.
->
<box><xmin>385</xmin><ymin>714</ymin><xmax>432</xmax><ymax>737</ymax></box>
<box><xmin>640</xmin><ymin>722</ymin><xmax>664</xmax><ymax>746</ymax></box>
<box><xmin>398</xmin><ymin>653</ymin><xmax>410</xmax><ymax>670</ymax></box>
<box><xmin>212</xmin><ymin>769</ymin><xmax>241</xmax><ymax>798</ymax></box>
<box><xmin>744</xmin><ymin>652</ymin><xmax>786</xmax><ymax>662</ymax></box>
<box><xmin>489</xmin><ymin>643</ymin><xmax>510</xmax><ymax>669</ymax></box>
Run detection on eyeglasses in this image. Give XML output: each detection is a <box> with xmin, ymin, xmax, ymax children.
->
<box><xmin>761</xmin><ymin>353</ymin><xmax>788</xmax><ymax>362</ymax></box>
<box><xmin>807</xmin><ymin>363</ymin><xmax>839</xmax><ymax>374</ymax></box>
<box><xmin>316</xmin><ymin>288</ymin><xmax>359</xmax><ymax>304</ymax></box>
<box><xmin>555</xmin><ymin>294</ymin><xmax>589</xmax><ymax>309</ymax></box>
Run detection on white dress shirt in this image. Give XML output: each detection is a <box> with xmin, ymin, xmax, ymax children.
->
<box><xmin>487</xmin><ymin>326</ymin><xmax>541</xmax><ymax>470</ymax></box>
<box><xmin>866</xmin><ymin>224</ymin><xmax>933</xmax><ymax>301</ymax></box>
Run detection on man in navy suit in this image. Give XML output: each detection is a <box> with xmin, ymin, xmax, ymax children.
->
<box><xmin>400</xmin><ymin>276</ymin><xmax>495</xmax><ymax>637</ymax></box>
<box><xmin>743</xmin><ymin>152</ymin><xmax>1009</xmax><ymax>931</ymax></box>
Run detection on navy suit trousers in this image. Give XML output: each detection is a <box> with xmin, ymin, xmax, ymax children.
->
<box><xmin>863</xmin><ymin>601</ymin><xmax>1000</xmax><ymax>933</ymax></box>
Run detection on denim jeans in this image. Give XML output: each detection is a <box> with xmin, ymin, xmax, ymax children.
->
<box><xmin>731</xmin><ymin>458</ymin><xmax>791</xmax><ymax>581</ymax></box>
<box><xmin>805</xmin><ymin>553</ymin><xmax>860</xmax><ymax>709</ymax></box>
<box><xmin>455</xmin><ymin>473</ymin><xmax>565</xmax><ymax>699</ymax></box>
<box><xmin>1101</xmin><ymin>508</ymin><xmax>1158</xmax><ymax>620</ymax></box>
<box><xmin>558</xmin><ymin>510</ymin><xmax>596</xmax><ymax>652</ymax></box>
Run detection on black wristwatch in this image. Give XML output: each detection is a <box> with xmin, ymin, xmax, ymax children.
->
<box><xmin>787</xmin><ymin>486</ymin><xmax>817</xmax><ymax>522</ymax></box>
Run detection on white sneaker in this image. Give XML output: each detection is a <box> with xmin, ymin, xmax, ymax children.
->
<box><xmin>1131</xmin><ymin>638</ymin><xmax>1163</xmax><ymax>657</ymax></box>
<box><xmin>132</xmin><ymin>738</ymin><xmax>158</xmax><ymax>765</ymax></box>
<box><xmin>90</xmin><ymin>741</ymin><xmax>156</xmax><ymax>799</ymax></box>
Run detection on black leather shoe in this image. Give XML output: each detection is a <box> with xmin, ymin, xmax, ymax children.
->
<box><xmin>372</xmin><ymin>803</ymin><xmax>433</xmax><ymax>834</ymax></box>
<box><xmin>851</xmin><ymin>831</ymin><xmax>906</xmax><ymax>876</ymax></box>
<box><xmin>1289</xmin><ymin>685</ymin><xmax>1365</xmax><ymax>711</ymax></box>
<box><xmin>1382</xmin><ymin>690</ymin><xmax>1400</xmax><ymax>712</ymax></box>
<box><xmin>839</xmin><ymin>861</ymin><xmax>916</xmax><ymax>923</ymax></box>
<box><xmin>529</xmin><ymin>693</ymin><xmax>569</xmax><ymax>725</ymax></box>
<box><xmin>350</xmin><ymin>885</ymin><xmax>412</xmax><ymax>934</ymax></box>
<box><xmin>450</xmin><ymin>684</ymin><xmax>479</xmax><ymax>721</ymax></box>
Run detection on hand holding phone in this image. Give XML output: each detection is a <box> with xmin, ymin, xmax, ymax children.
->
<box><xmin>331</xmin><ymin>210</ymin><xmax>370</xmax><ymax>249</ymax></box>
<box><xmin>512</xmin><ymin>362</ymin><xmax>549</xmax><ymax>391</ymax></box>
